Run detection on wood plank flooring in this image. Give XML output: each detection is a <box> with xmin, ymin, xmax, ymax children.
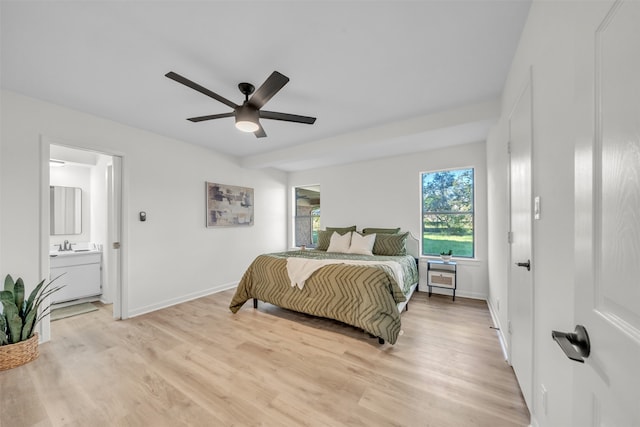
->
<box><xmin>0</xmin><ymin>290</ymin><xmax>530</xmax><ymax>427</ymax></box>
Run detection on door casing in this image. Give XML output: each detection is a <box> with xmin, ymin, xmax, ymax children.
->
<box><xmin>507</xmin><ymin>70</ymin><xmax>535</xmax><ymax>413</ymax></box>
<box><xmin>39</xmin><ymin>137</ymin><xmax>126</xmax><ymax>341</ymax></box>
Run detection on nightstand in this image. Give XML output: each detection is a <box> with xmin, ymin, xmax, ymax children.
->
<box><xmin>427</xmin><ymin>260</ymin><xmax>457</xmax><ymax>301</ymax></box>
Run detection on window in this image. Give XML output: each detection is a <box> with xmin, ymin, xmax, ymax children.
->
<box><xmin>294</xmin><ymin>186</ymin><xmax>320</xmax><ymax>248</ymax></box>
<box><xmin>421</xmin><ymin>168</ymin><xmax>474</xmax><ymax>258</ymax></box>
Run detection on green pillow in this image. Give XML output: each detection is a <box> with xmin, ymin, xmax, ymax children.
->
<box><xmin>362</xmin><ymin>227</ymin><xmax>400</xmax><ymax>235</ymax></box>
<box><xmin>372</xmin><ymin>232</ymin><xmax>409</xmax><ymax>256</ymax></box>
<box><xmin>317</xmin><ymin>227</ymin><xmax>355</xmax><ymax>251</ymax></box>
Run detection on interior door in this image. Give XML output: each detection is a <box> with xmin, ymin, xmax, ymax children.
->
<box><xmin>508</xmin><ymin>75</ymin><xmax>534</xmax><ymax>411</ymax></box>
<box><xmin>107</xmin><ymin>156</ymin><xmax>123</xmax><ymax>320</ymax></box>
<box><xmin>573</xmin><ymin>1</ymin><xmax>640</xmax><ymax>425</ymax></box>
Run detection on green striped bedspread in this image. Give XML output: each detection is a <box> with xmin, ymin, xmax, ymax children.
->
<box><xmin>229</xmin><ymin>251</ymin><xmax>418</xmax><ymax>344</ymax></box>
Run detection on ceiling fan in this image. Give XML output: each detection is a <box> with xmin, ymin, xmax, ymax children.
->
<box><xmin>165</xmin><ymin>70</ymin><xmax>316</xmax><ymax>138</ymax></box>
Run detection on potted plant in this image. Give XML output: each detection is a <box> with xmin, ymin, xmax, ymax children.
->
<box><xmin>0</xmin><ymin>274</ymin><xmax>63</xmax><ymax>370</ymax></box>
<box><xmin>440</xmin><ymin>249</ymin><xmax>453</xmax><ymax>262</ymax></box>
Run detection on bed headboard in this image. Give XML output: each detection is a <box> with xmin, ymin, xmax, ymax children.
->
<box><xmin>405</xmin><ymin>232</ymin><xmax>419</xmax><ymax>259</ymax></box>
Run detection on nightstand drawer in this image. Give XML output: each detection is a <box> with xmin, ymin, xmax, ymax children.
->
<box><xmin>428</xmin><ymin>270</ymin><xmax>456</xmax><ymax>289</ymax></box>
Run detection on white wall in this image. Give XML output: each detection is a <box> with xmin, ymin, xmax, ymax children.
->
<box><xmin>0</xmin><ymin>90</ymin><xmax>287</xmax><ymax>324</ymax></box>
<box><xmin>486</xmin><ymin>118</ymin><xmax>510</xmax><ymax>340</ymax></box>
<box><xmin>289</xmin><ymin>141</ymin><xmax>489</xmax><ymax>299</ymax></box>
<box><xmin>0</xmin><ymin>90</ymin><xmax>2</xmax><ymax>277</ymax></box>
<box><xmin>486</xmin><ymin>1</ymin><xmax>617</xmax><ymax>426</ymax></box>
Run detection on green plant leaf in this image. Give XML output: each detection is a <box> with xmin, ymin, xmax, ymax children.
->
<box><xmin>3</xmin><ymin>303</ymin><xmax>22</xmax><ymax>344</ymax></box>
<box><xmin>21</xmin><ymin>309</ymin><xmax>37</xmax><ymax>341</ymax></box>
<box><xmin>14</xmin><ymin>278</ymin><xmax>25</xmax><ymax>316</ymax></box>
<box><xmin>23</xmin><ymin>278</ymin><xmax>65</xmax><ymax>339</ymax></box>
<box><xmin>3</xmin><ymin>274</ymin><xmax>15</xmax><ymax>294</ymax></box>
<box><xmin>0</xmin><ymin>315</ymin><xmax>8</xmax><ymax>345</ymax></box>
<box><xmin>0</xmin><ymin>290</ymin><xmax>14</xmax><ymax>305</ymax></box>
<box><xmin>31</xmin><ymin>285</ymin><xmax>65</xmax><ymax>320</ymax></box>
<box><xmin>24</xmin><ymin>279</ymin><xmax>46</xmax><ymax>316</ymax></box>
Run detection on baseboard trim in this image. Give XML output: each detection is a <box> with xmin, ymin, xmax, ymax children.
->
<box><xmin>127</xmin><ymin>281</ymin><xmax>238</xmax><ymax>318</ymax></box>
<box><xmin>486</xmin><ymin>298</ymin><xmax>509</xmax><ymax>363</ymax></box>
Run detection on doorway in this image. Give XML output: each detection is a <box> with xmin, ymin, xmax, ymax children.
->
<box><xmin>42</xmin><ymin>140</ymin><xmax>123</xmax><ymax>339</ymax></box>
<box><xmin>508</xmin><ymin>72</ymin><xmax>534</xmax><ymax>412</ymax></box>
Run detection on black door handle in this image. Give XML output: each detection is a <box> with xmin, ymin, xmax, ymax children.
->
<box><xmin>551</xmin><ymin>325</ymin><xmax>590</xmax><ymax>363</ymax></box>
<box><xmin>515</xmin><ymin>260</ymin><xmax>531</xmax><ymax>271</ymax></box>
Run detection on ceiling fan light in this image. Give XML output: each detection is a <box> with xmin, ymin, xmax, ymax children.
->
<box><xmin>235</xmin><ymin>105</ymin><xmax>260</xmax><ymax>133</ymax></box>
<box><xmin>235</xmin><ymin>120</ymin><xmax>259</xmax><ymax>133</ymax></box>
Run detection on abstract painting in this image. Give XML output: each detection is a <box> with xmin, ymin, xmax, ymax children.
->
<box><xmin>206</xmin><ymin>182</ymin><xmax>254</xmax><ymax>227</ymax></box>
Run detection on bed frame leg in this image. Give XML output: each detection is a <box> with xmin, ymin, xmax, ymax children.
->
<box><xmin>253</xmin><ymin>298</ymin><xmax>258</xmax><ymax>309</ymax></box>
<box><xmin>378</xmin><ymin>337</ymin><xmax>385</xmax><ymax>345</ymax></box>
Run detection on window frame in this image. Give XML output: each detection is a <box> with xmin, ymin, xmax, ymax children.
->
<box><xmin>293</xmin><ymin>185</ymin><xmax>320</xmax><ymax>248</ymax></box>
<box><xmin>420</xmin><ymin>167</ymin><xmax>475</xmax><ymax>258</ymax></box>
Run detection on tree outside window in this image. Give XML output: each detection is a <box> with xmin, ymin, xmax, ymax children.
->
<box><xmin>421</xmin><ymin>168</ymin><xmax>474</xmax><ymax>257</ymax></box>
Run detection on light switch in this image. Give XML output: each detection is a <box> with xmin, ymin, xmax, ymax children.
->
<box><xmin>534</xmin><ymin>196</ymin><xmax>540</xmax><ymax>220</ymax></box>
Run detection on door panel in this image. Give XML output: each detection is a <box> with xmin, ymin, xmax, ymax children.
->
<box><xmin>509</xmin><ymin>75</ymin><xmax>534</xmax><ymax>411</ymax></box>
<box><xmin>597</xmin><ymin>0</ymin><xmax>640</xmax><ymax>333</ymax></box>
<box><xmin>108</xmin><ymin>156</ymin><xmax>123</xmax><ymax>319</ymax></box>
<box><xmin>574</xmin><ymin>1</ymin><xmax>640</xmax><ymax>425</ymax></box>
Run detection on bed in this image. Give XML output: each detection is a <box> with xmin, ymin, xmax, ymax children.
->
<box><xmin>229</xmin><ymin>230</ymin><xmax>419</xmax><ymax>345</ymax></box>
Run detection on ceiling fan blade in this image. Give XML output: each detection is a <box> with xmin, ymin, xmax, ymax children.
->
<box><xmin>254</xmin><ymin>123</ymin><xmax>267</xmax><ymax>138</ymax></box>
<box><xmin>249</xmin><ymin>71</ymin><xmax>289</xmax><ymax>109</ymax></box>
<box><xmin>260</xmin><ymin>110</ymin><xmax>316</xmax><ymax>124</ymax></box>
<box><xmin>187</xmin><ymin>112</ymin><xmax>235</xmax><ymax>122</ymax></box>
<box><xmin>165</xmin><ymin>71</ymin><xmax>238</xmax><ymax>109</ymax></box>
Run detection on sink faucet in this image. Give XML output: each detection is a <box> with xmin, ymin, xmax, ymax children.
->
<box><xmin>56</xmin><ymin>240</ymin><xmax>74</xmax><ymax>251</ymax></box>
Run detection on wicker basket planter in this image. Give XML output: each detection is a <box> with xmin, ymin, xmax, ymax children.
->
<box><xmin>0</xmin><ymin>333</ymin><xmax>39</xmax><ymax>371</ymax></box>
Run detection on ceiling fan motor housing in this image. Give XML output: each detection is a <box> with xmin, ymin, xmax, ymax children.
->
<box><xmin>235</xmin><ymin>102</ymin><xmax>260</xmax><ymax>132</ymax></box>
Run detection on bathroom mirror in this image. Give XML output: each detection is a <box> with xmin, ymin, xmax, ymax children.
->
<box><xmin>50</xmin><ymin>186</ymin><xmax>82</xmax><ymax>235</ymax></box>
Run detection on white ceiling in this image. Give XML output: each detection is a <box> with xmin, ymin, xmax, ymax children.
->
<box><xmin>1</xmin><ymin>1</ymin><xmax>531</xmax><ymax>171</ymax></box>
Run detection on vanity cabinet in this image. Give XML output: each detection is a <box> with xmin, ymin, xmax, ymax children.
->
<box><xmin>50</xmin><ymin>252</ymin><xmax>101</xmax><ymax>303</ymax></box>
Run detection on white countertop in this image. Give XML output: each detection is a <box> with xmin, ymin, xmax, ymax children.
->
<box><xmin>49</xmin><ymin>249</ymin><xmax>101</xmax><ymax>257</ymax></box>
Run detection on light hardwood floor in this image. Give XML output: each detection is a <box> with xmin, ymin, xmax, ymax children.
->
<box><xmin>1</xmin><ymin>290</ymin><xmax>529</xmax><ymax>427</ymax></box>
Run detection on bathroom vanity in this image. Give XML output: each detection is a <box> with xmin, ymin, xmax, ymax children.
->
<box><xmin>50</xmin><ymin>250</ymin><xmax>102</xmax><ymax>304</ymax></box>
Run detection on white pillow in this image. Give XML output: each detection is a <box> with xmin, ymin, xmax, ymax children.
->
<box><xmin>326</xmin><ymin>231</ymin><xmax>352</xmax><ymax>253</ymax></box>
<box><xmin>347</xmin><ymin>232</ymin><xmax>376</xmax><ymax>256</ymax></box>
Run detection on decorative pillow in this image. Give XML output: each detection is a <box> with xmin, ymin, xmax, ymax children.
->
<box><xmin>347</xmin><ymin>232</ymin><xmax>376</xmax><ymax>256</ymax></box>
<box><xmin>317</xmin><ymin>226</ymin><xmax>356</xmax><ymax>250</ymax></box>
<box><xmin>362</xmin><ymin>227</ymin><xmax>401</xmax><ymax>235</ymax></box>
<box><xmin>372</xmin><ymin>232</ymin><xmax>409</xmax><ymax>256</ymax></box>
<box><xmin>316</xmin><ymin>230</ymin><xmax>329</xmax><ymax>251</ymax></box>
<box><xmin>327</xmin><ymin>231</ymin><xmax>352</xmax><ymax>253</ymax></box>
